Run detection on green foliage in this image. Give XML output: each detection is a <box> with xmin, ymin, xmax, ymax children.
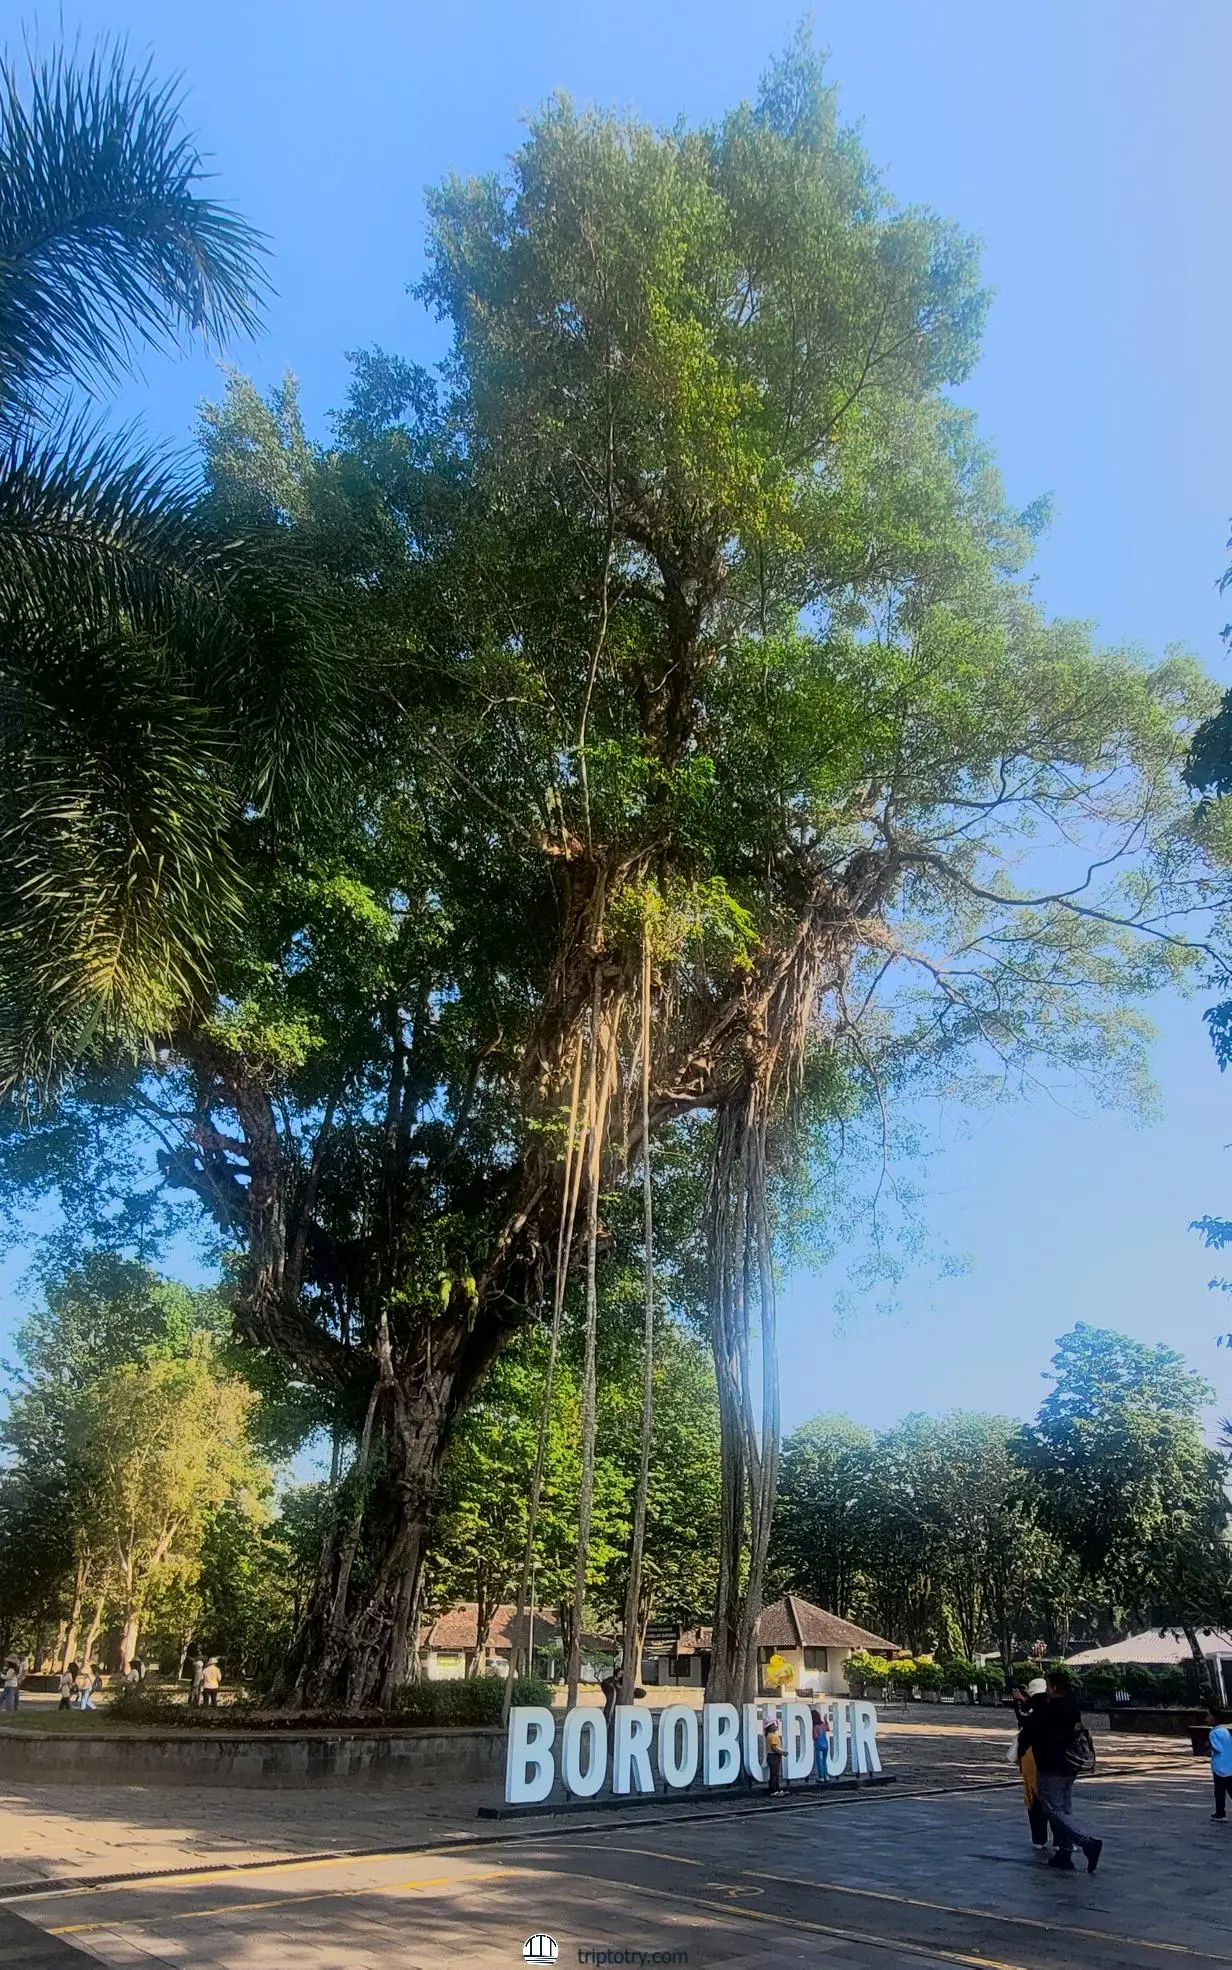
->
<box><xmin>388</xmin><ymin>1677</ymin><xmax>506</xmax><ymax>1726</ymax></box>
<box><xmin>1020</xmin><ymin>1325</ymin><xmax>1231</xmax><ymax>1625</ymax></box>
<box><xmin>428</xmin><ymin>1303</ymin><xmax>721</xmax><ymax>1648</ymax></box>
<box><xmin>106</xmin><ymin>1684</ymin><xmax>188</xmax><ymax>1724</ymax></box>
<box><xmin>2</xmin><ymin>35</ymin><xmax>1226</xmax><ymax>1708</ymax></box>
<box><xmin>0</xmin><ymin>1257</ymin><xmax>270</xmax><ymax>1669</ymax></box>
<box><xmin>509</xmin><ymin>1672</ymin><xmax>554</xmax><ymax>1708</ymax></box>
<box><xmin>0</xmin><ymin>47</ymin><xmax>376</xmax><ymax>1092</ymax></box>
<box><xmin>776</xmin><ymin>1323</ymin><xmax>1232</xmax><ymax>1671</ymax></box>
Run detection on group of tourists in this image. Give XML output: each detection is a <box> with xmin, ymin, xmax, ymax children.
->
<box><xmin>1011</xmin><ymin>1669</ymin><xmax>1103</xmax><ymax>1872</ymax></box>
<box><xmin>186</xmin><ymin>1653</ymin><xmax>224</xmax><ymax>1707</ymax></box>
<box><xmin>58</xmin><ymin>1662</ymin><xmax>103</xmax><ymax>1709</ymax></box>
<box><xmin>1011</xmin><ymin>1666</ymin><xmax>1232</xmax><ymax>1871</ymax></box>
<box><xmin>1</xmin><ymin>1652</ymin><xmax>224</xmax><ymax>1713</ymax></box>
<box><xmin>2</xmin><ymin>1657</ymin><xmax>104</xmax><ymax>1709</ymax></box>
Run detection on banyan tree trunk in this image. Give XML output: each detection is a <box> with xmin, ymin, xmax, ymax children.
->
<box><xmin>705</xmin><ymin>1097</ymin><xmax>781</xmax><ymax>1706</ymax></box>
<box><xmin>291</xmin><ymin>1343</ymin><xmax>464</xmax><ymax>1711</ymax></box>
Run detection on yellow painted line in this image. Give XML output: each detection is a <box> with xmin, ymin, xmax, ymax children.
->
<box><xmin>13</xmin><ymin>1842</ymin><xmax>507</xmax><ymax>1908</ymax></box>
<box><xmin>555</xmin><ymin>1839</ymin><xmax>706</xmax><ymax>1869</ymax></box>
<box><xmin>48</xmin><ymin>1867</ymin><xmax>518</xmax><ymax>1937</ymax></box>
<box><xmin>580</xmin><ymin>1873</ymin><xmax>1034</xmax><ymax>1970</ymax></box>
<box><xmin>740</xmin><ymin>1865</ymin><xmax>1222</xmax><ymax>1962</ymax></box>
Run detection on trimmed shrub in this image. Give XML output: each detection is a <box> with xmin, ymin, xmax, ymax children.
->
<box><xmin>107</xmin><ymin>1686</ymin><xmax>188</xmax><ymax>1724</ymax></box>
<box><xmin>389</xmin><ymin>1677</ymin><xmax>506</xmax><ymax>1726</ymax></box>
<box><xmin>509</xmin><ymin>1672</ymin><xmax>554</xmax><ymax>1708</ymax></box>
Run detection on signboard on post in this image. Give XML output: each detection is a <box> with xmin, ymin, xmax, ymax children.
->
<box><xmin>505</xmin><ymin>1698</ymin><xmax>881</xmax><ymax>1804</ymax></box>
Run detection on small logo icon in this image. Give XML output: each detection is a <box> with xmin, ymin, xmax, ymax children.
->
<box><xmin>523</xmin><ymin>1938</ymin><xmax>559</xmax><ymax>1965</ymax></box>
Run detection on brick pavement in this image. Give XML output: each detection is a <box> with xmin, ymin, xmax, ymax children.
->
<box><xmin>0</xmin><ymin>1720</ymin><xmax>1216</xmax><ymax>1970</ymax></box>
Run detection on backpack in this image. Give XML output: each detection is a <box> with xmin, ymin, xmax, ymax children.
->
<box><xmin>1063</xmin><ymin>1723</ymin><xmax>1097</xmax><ymax>1777</ymax></box>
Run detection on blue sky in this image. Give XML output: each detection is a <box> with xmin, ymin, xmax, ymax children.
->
<box><xmin>9</xmin><ymin>0</ymin><xmax>1232</xmax><ymax>1429</ymax></box>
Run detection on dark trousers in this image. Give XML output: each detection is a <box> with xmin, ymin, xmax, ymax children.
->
<box><xmin>767</xmin><ymin>1750</ymin><xmax>783</xmax><ymax>1794</ymax></box>
<box><xmin>1027</xmin><ymin>1796</ymin><xmax>1050</xmax><ymax>1846</ymax></box>
<box><xmin>1214</xmin><ymin>1774</ymin><xmax>1229</xmax><ymax>1817</ymax></box>
<box><xmin>202</xmin><ymin>1689</ymin><xmax>218</xmax><ymax>1708</ymax></box>
<box><xmin>1036</xmin><ymin>1771</ymin><xmax>1093</xmax><ymax>1855</ymax></box>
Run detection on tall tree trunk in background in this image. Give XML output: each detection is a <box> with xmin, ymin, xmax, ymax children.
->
<box><xmin>619</xmin><ymin>934</ymin><xmax>656</xmax><ymax>1703</ymax></box>
<box><xmin>82</xmin><ymin>1590</ymin><xmax>106</xmax><ymax>1669</ymax></box>
<box><xmin>473</xmin><ymin>1576</ymin><xmax>496</xmax><ymax>1676</ymax></box>
<box><xmin>506</xmin><ymin>1032</ymin><xmax>586</xmax><ymax>1720</ymax></box>
<box><xmin>567</xmin><ymin>986</ymin><xmax>621</xmax><ymax>1707</ymax></box>
<box><xmin>119</xmin><ymin>1609</ymin><xmax>141</xmax><ymax>1674</ymax></box>
<box><xmin>62</xmin><ymin>1558</ymin><xmax>88</xmax><ymax>1668</ymax></box>
<box><xmin>1183</xmin><ymin>1620</ymin><xmax>1218</xmax><ymax>1708</ymax></box>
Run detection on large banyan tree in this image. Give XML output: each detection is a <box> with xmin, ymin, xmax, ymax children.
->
<box><xmin>6</xmin><ymin>44</ymin><xmax>1219</xmax><ymax>1704</ymax></box>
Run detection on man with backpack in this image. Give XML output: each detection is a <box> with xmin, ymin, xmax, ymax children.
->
<box><xmin>1025</xmin><ymin>1669</ymin><xmax>1103</xmax><ymax>1873</ymax></box>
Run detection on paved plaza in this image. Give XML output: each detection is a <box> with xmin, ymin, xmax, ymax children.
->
<box><xmin>0</xmin><ymin>1722</ymin><xmax>1225</xmax><ymax>1970</ymax></box>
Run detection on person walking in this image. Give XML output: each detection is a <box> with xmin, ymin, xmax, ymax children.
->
<box><xmin>200</xmin><ymin>1658</ymin><xmax>222</xmax><ymax>1708</ymax></box>
<box><xmin>1205</xmin><ymin>1711</ymin><xmax>1232</xmax><ymax>1819</ymax></box>
<box><xmin>1011</xmin><ymin>1676</ymin><xmax>1051</xmax><ymax>1852</ymax></box>
<box><xmin>188</xmin><ymin>1651</ymin><xmax>205</xmax><ymax>1707</ymax></box>
<box><xmin>810</xmin><ymin>1705</ymin><xmax>829</xmax><ymax>1783</ymax></box>
<box><xmin>75</xmin><ymin>1661</ymin><xmax>96</xmax><ymax>1710</ymax></box>
<box><xmin>1</xmin><ymin>1659</ymin><xmax>18</xmax><ymax>1712</ymax></box>
<box><xmin>58</xmin><ymin>1664</ymin><xmax>75</xmax><ymax>1711</ymax></box>
<box><xmin>1025</xmin><ymin>1669</ymin><xmax>1102</xmax><ymax>1873</ymax></box>
<box><xmin>765</xmin><ymin>1710</ymin><xmax>785</xmax><ymax>1796</ymax></box>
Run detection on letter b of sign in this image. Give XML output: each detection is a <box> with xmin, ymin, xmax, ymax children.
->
<box><xmin>506</xmin><ymin>1707</ymin><xmax>556</xmax><ymax>1804</ymax></box>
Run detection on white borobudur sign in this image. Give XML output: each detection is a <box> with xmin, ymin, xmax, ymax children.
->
<box><xmin>505</xmin><ymin>1699</ymin><xmax>881</xmax><ymax>1804</ymax></box>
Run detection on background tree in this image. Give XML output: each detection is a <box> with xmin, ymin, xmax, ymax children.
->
<box><xmin>0</xmin><ymin>1258</ymin><xmax>266</xmax><ymax>1670</ymax></box>
<box><xmin>771</xmin><ymin>1415</ymin><xmax>878</xmax><ymax>1617</ymax></box>
<box><xmin>1022</xmin><ymin>1324</ymin><xmax>1232</xmax><ymax>1699</ymax></box>
<box><xmin>71</xmin><ymin>1340</ymin><xmax>263</xmax><ymax>1670</ymax></box>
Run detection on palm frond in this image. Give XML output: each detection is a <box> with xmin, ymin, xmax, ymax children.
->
<box><xmin>0</xmin><ymin>617</ymin><xmax>241</xmax><ymax>1094</ymax></box>
<box><xmin>0</xmin><ymin>43</ymin><xmax>267</xmax><ymax>415</ymax></box>
<box><xmin>0</xmin><ymin>416</ymin><xmax>232</xmax><ymax>632</ymax></box>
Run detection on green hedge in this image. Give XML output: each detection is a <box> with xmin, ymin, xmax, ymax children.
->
<box><xmin>388</xmin><ymin>1672</ymin><xmax>554</xmax><ymax>1725</ymax></box>
<box><xmin>845</xmin><ymin>1650</ymin><xmax>1002</xmax><ymax>1697</ymax></box>
<box><xmin>389</xmin><ymin>1678</ymin><xmax>506</xmax><ymax>1725</ymax></box>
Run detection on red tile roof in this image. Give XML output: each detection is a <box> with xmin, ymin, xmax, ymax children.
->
<box><xmin>647</xmin><ymin>1597</ymin><xmax>901</xmax><ymax>1657</ymax></box>
<box><xmin>755</xmin><ymin>1595</ymin><xmax>901</xmax><ymax>1655</ymax></box>
<box><xmin>419</xmin><ymin>1603</ymin><xmax>611</xmax><ymax>1653</ymax></box>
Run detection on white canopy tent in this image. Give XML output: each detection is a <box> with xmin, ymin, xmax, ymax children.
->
<box><xmin>1067</xmin><ymin>1628</ymin><xmax>1232</xmax><ymax>1702</ymax></box>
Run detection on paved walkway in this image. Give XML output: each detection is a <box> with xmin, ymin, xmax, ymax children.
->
<box><xmin>0</xmin><ymin>1718</ymin><xmax>1169</xmax><ymax>1889</ymax></box>
<box><xmin>0</xmin><ymin>1722</ymin><xmax>1217</xmax><ymax>1969</ymax></box>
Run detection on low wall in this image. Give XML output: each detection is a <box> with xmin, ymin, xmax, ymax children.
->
<box><xmin>1108</xmin><ymin>1708</ymin><xmax>1207</xmax><ymax>1739</ymax></box>
<box><xmin>0</xmin><ymin>1723</ymin><xmax>505</xmax><ymax>1789</ymax></box>
<box><xmin>871</xmin><ymin>1700</ymin><xmax>1110</xmax><ymax>1733</ymax></box>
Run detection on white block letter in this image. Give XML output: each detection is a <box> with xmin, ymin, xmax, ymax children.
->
<box><xmin>782</xmin><ymin>1701</ymin><xmax>813</xmax><ymax>1781</ymax></box>
<box><xmin>561</xmin><ymin>1707</ymin><xmax>607</xmax><ymax>1797</ymax></box>
<box><xmin>702</xmin><ymin>1702</ymin><xmax>741</xmax><ymax>1786</ymax></box>
<box><xmin>742</xmin><ymin>1702</ymin><xmax>768</xmax><ymax>1781</ymax></box>
<box><xmin>612</xmin><ymin>1705</ymin><xmax>655</xmax><ymax>1794</ymax></box>
<box><xmin>852</xmin><ymin>1700</ymin><xmax>881</xmax><ymax>1773</ymax></box>
<box><xmin>657</xmin><ymin>1703</ymin><xmax>699</xmax><ymax>1789</ymax></box>
<box><xmin>505</xmin><ymin>1705</ymin><xmax>555</xmax><ymax>1804</ymax></box>
<box><xmin>826</xmin><ymin>1698</ymin><xmax>850</xmax><ymax>1776</ymax></box>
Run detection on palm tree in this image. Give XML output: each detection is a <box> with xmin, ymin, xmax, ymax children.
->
<box><xmin>0</xmin><ymin>47</ymin><xmax>335</xmax><ymax>1094</ymax></box>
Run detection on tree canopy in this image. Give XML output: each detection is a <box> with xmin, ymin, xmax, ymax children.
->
<box><xmin>1</xmin><ymin>38</ymin><xmax>1224</xmax><ymax>1704</ymax></box>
